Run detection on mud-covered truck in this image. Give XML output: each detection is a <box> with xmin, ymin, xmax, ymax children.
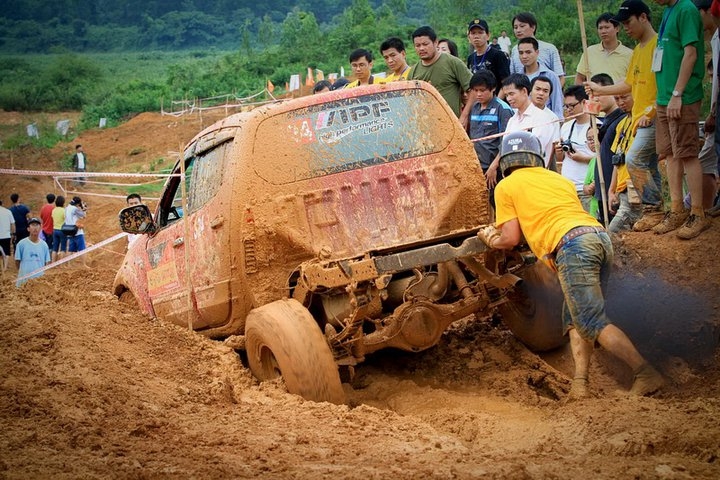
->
<box><xmin>115</xmin><ymin>81</ymin><xmax>564</xmax><ymax>404</ymax></box>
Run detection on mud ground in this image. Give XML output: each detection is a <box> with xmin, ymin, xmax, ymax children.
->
<box><xmin>0</xmin><ymin>110</ymin><xmax>719</xmax><ymax>479</ymax></box>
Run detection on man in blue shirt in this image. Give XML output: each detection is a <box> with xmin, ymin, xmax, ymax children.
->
<box><xmin>15</xmin><ymin>217</ymin><xmax>50</xmax><ymax>288</ymax></box>
<box><xmin>517</xmin><ymin>37</ymin><xmax>564</xmax><ymax>119</ymax></box>
<box><xmin>467</xmin><ymin>69</ymin><xmax>514</xmax><ymax>206</ymax></box>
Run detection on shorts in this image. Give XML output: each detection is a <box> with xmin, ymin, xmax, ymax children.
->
<box><xmin>656</xmin><ymin>102</ymin><xmax>701</xmax><ymax>159</ymax></box>
<box><xmin>68</xmin><ymin>234</ymin><xmax>86</xmax><ymax>253</ymax></box>
<box><xmin>699</xmin><ymin>134</ymin><xmax>719</xmax><ymax>176</ymax></box>
<box><xmin>42</xmin><ymin>231</ymin><xmax>54</xmax><ymax>250</ymax></box>
<box><xmin>52</xmin><ymin>229</ymin><xmax>67</xmax><ymax>253</ymax></box>
<box><xmin>555</xmin><ymin>230</ymin><xmax>614</xmax><ymax>342</ymax></box>
<box><xmin>0</xmin><ymin>238</ymin><xmax>10</xmax><ymax>257</ymax></box>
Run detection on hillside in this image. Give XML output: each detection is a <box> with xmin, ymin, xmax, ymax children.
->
<box><xmin>0</xmin><ymin>110</ymin><xmax>719</xmax><ymax>478</ymax></box>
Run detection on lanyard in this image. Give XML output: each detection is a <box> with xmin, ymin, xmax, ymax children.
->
<box><xmin>473</xmin><ymin>49</ymin><xmax>489</xmax><ymax>71</ymax></box>
<box><xmin>658</xmin><ymin>2</ymin><xmax>677</xmax><ymax>42</ymax></box>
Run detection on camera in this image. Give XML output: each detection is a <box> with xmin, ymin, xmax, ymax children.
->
<box><xmin>560</xmin><ymin>140</ymin><xmax>575</xmax><ymax>154</ymax></box>
<box><xmin>611</xmin><ymin>152</ymin><xmax>625</xmax><ymax>166</ymax></box>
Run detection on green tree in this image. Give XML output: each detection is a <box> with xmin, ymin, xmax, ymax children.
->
<box><xmin>258</xmin><ymin>14</ymin><xmax>275</xmax><ymax>48</ymax></box>
<box><xmin>279</xmin><ymin>10</ymin><xmax>322</xmax><ymax>64</ymax></box>
<box><xmin>327</xmin><ymin>0</ymin><xmax>383</xmax><ymax>56</ymax></box>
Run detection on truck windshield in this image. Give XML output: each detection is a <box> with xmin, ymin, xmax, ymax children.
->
<box><xmin>253</xmin><ymin>88</ymin><xmax>456</xmax><ymax>184</ymax></box>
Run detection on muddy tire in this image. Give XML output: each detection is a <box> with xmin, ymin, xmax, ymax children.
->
<box><xmin>118</xmin><ymin>289</ymin><xmax>138</xmax><ymax>307</ymax></box>
<box><xmin>498</xmin><ymin>262</ymin><xmax>566</xmax><ymax>352</ymax></box>
<box><xmin>245</xmin><ymin>299</ymin><xmax>345</xmax><ymax>404</ymax></box>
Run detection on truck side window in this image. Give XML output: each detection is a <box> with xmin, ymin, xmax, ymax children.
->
<box><xmin>157</xmin><ymin>140</ymin><xmax>231</xmax><ymax>227</ymax></box>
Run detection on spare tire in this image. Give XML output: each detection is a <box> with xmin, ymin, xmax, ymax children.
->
<box><xmin>497</xmin><ymin>261</ymin><xmax>567</xmax><ymax>351</ymax></box>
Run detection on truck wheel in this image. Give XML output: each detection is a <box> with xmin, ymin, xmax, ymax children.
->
<box><xmin>498</xmin><ymin>262</ymin><xmax>567</xmax><ymax>352</ymax></box>
<box><xmin>245</xmin><ymin>299</ymin><xmax>345</xmax><ymax>404</ymax></box>
<box><xmin>118</xmin><ymin>289</ymin><xmax>139</xmax><ymax>309</ymax></box>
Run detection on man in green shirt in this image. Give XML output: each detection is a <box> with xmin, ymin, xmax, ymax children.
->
<box><xmin>652</xmin><ymin>0</ymin><xmax>709</xmax><ymax>238</ymax></box>
<box><xmin>408</xmin><ymin>25</ymin><xmax>472</xmax><ymax>118</ymax></box>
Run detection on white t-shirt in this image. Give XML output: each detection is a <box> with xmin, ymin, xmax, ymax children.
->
<box><xmin>0</xmin><ymin>206</ymin><xmax>15</xmax><ymax>239</ymax></box>
<box><xmin>498</xmin><ymin>36</ymin><xmax>512</xmax><ymax>55</ymax></box>
<box><xmin>506</xmin><ymin>102</ymin><xmax>561</xmax><ymax>168</ymax></box>
<box><xmin>65</xmin><ymin>204</ymin><xmax>86</xmax><ymax>235</ymax></box>
<box><xmin>559</xmin><ymin>119</ymin><xmax>594</xmax><ymax>192</ymax></box>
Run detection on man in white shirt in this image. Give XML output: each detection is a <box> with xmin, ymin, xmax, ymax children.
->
<box><xmin>0</xmin><ymin>199</ymin><xmax>16</xmax><ymax>271</ymax></box>
<box><xmin>502</xmin><ymin>73</ymin><xmax>560</xmax><ymax>170</ymax></box>
<box><xmin>555</xmin><ymin>85</ymin><xmax>595</xmax><ymax>212</ymax></box>
<box><xmin>497</xmin><ymin>30</ymin><xmax>512</xmax><ymax>56</ymax></box>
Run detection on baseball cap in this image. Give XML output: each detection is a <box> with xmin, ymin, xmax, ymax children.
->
<box><xmin>468</xmin><ymin>19</ymin><xmax>490</xmax><ymax>34</ymax></box>
<box><xmin>614</xmin><ymin>0</ymin><xmax>650</xmax><ymax>22</ymax></box>
<box><xmin>28</xmin><ymin>217</ymin><xmax>41</xmax><ymax>225</ymax></box>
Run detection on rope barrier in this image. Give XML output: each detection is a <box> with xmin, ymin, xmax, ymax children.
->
<box><xmin>161</xmin><ymin>88</ymin><xmax>281</xmax><ymax>116</ymax></box>
<box><xmin>469</xmin><ymin>111</ymin><xmax>585</xmax><ymax>144</ymax></box>
<box><xmin>0</xmin><ymin>168</ymin><xmax>180</xmax><ymax>178</ymax></box>
<box><xmin>16</xmin><ymin>231</ymin><xmax>128</xmax><ymax>284</ymax></box>
<box><xmin>59</xmin><ymin>190</ymin><xmax>161</xmax><ymax>201</ymax></box>
<box><xmin>70</xmin><ymin>177</ymin><xmax>166</xmax><ymax>187</ymax></box>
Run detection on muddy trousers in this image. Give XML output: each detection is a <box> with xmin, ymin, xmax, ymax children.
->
<box><xmin>555</xmin><ymin>231</ymin><xmax>613</xmax><ymax>342</ymax></box>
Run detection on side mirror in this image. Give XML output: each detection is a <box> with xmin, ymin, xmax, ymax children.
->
<box><xmin>119</xmin><ymin>205</ymin><xmax>157</xmax><ymax>235</ymax></box>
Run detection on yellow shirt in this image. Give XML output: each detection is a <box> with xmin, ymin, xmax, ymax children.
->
<box><xmin>576</xmin><ymin>42</ymin><xmax>633</xmax><ymax>83</ymax></box>
<box><xmin>385</xmin><ymin>66</ymin><xmax>411</xmax><ymax>82</ymax></box>
<box><xmin>625</xmin><ymin>35</ymin><xmax>658</xmax><ymax>123</ymax></box>
<box><xmin>494</xmin><ymin>167</ymin><xmax>601</xmax><ymax>265</ymax></box>
<box><xmin>610</xmin><ymin>116</ymin><xmax>635</xmax><ymax>193</ymax></box>
<box><xmin>343</xmin><ymin>76</ymin><xmax>387</xmax><ymax>88</ymax></box>
<box><xmin>51</xmin><ymin>206</ymin><xmax>65</xmax><ymax>230</ymax></box>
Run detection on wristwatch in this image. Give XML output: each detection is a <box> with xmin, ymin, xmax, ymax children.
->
<box><xmin>672</xmin><ymin>90</ymin><xmax>682</xmax><ymax>97</ymax></box>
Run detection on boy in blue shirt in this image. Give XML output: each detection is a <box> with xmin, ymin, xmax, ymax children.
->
<box><xmin>467</xmin><ymin>69</ymin><xmax>514</xmax><ymax>207</ymax></box>
<box><xmin>15</xmin><ymin>218</ymin><xmax>50</xmax><ymax>287</ymax></box>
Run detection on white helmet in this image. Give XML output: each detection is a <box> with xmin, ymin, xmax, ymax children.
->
<box><xmin>499</xmin><ymin>131</ymin><xmax>545</xmax><ymax>176</ymax></box>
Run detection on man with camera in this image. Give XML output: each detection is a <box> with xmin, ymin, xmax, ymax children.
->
<box><xmin>607</xmin><ymin>91</ymin><xmax>644</xmax><ymax>232</ymax></box>
<box><xmin>65</xmin><ymin>196</ymin><xmax>88</xmax><ymax>263</ymax></box>
<box><xmin>555</xmin><ymin>85</ymin><xmax>595</xmax><ymax>212</ymax></box>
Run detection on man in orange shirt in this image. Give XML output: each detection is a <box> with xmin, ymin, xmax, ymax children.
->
<box><xmin>39</xmin><ymin>193</ymin><xmax>55</xmax><ymax>251</ymax></box>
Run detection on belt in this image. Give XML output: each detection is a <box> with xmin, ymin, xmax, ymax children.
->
<box><xmin>554</xmin><ymin>226</ymin><xmax>605</xmax><ymax>254</ymax></box>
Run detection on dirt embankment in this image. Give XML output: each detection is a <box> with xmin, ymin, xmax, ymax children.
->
<box><xmin>0</xmin><ymin>111</ymin><xmax>719</xmax><ymax>479</ymax></box>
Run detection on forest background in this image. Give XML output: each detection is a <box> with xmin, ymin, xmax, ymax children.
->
<box><xmin>0</xmin><ymin>0</ymin><xmax>678</xmax><ymax>144</ymax></box>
